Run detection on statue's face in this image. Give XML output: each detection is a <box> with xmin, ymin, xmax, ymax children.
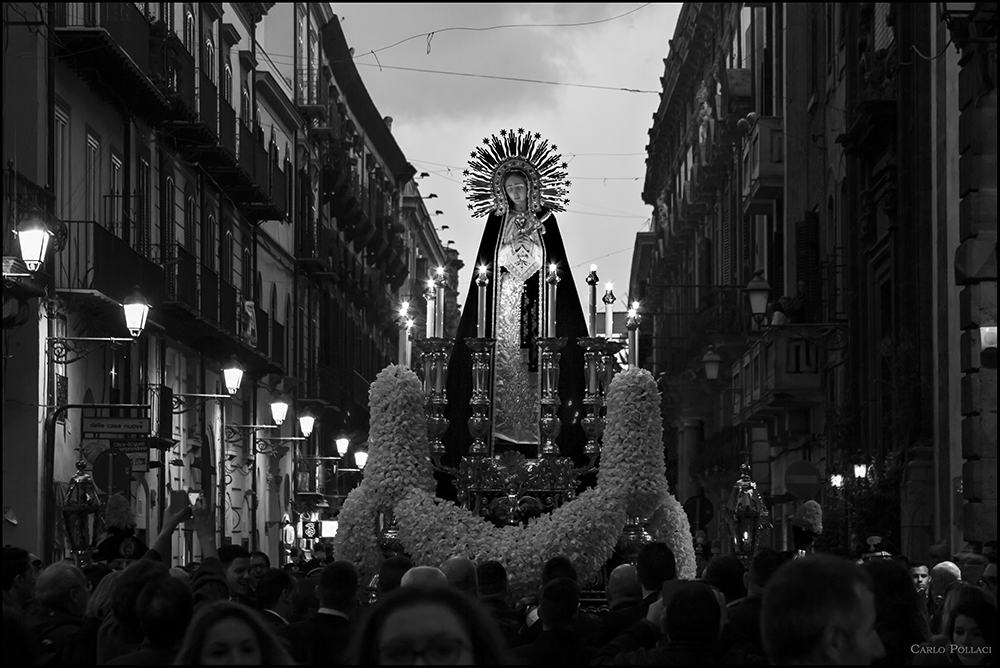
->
<box><xmin>504</xmin><ymin>173</ymin><xmax>528</xmax><ymax>211</ymax></box>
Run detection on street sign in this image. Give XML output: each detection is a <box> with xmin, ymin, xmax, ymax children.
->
<box><xmin>785</xmin><ymin>460</ymin><xmax>823</xmax><ymax>500</ymax></box>
<box><xmin>82</xmin><ymin>415</ymin><xmax>151</xmax><ymax>435</ymax></box>
<box><xmin>111</xmin><ymin>440</ymin><xmax>150</xmax><ymax>472</ymax></box>
<box><xmin>92</xmin><ymin>449</ymin><xmax>133</xmax><ymax>496</ymax></box>
<box><xmin>683</xmin><ymin>494</ymin><xmax>715</xmax><ymax>530</ymax></box>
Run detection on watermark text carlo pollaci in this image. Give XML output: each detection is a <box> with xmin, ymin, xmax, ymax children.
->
<box><xmin>912</xmin><ymin>645</ymin><xmax>992</xmax><ymax>657</ymax></box>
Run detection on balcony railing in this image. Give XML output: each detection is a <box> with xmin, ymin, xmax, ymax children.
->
<box><xmin>220</xmin><ymin>280</ymin><xmax>238</xmax><ymax>334</ymax></box>
<box><xmin>150</xmin><ymin>27</ymin><xmax>195</xmax><ymax>117</ymax></box>
<box><xmin>199</xmin><ymin>73</ymin><xmax>218</xmax><ymax>134</ymax></box>
<box><xmin>271</xmin><ymin>320</ymin><xmax>284</xmax><ymax>369</ymax></box>
<box><xmin>255</xmin><ymin>306</ymin><xmax>269</xmax><ymax>357</ymax></box>
<box><xmin>54</xmin><ymin>3</ymin><xmax>150</xmax><ymax>72</ymax></box>
<box><xmin>167</xmin><ymin>243</ymin><xmax>198</xmax><ymax>309</ymax></box>
<box><xmin>731</xmin><ymin>326</ymin><xmax>825</xmax><ymax>426</ymax></box>
<box><xmin>219</xmin><ymin>100</ymin><xmax>237</xmax><ymax>158</ymax></box>
<box><xmin>201</xmin><ymin>265</ymin><xmax>219</xmax><ymax>324</ymax></box>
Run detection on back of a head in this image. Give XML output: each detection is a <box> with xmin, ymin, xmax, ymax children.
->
<box><xmin>862</xmin><ymin>557</ymin><xmax>930</xmax><ymax>642</ymax></box>
<box><xmin>941</xmin><ymin>581</ymin><xmax>997</xmax><ymax>636</ymax></box>
<box><xmin>137</xmin><ymin>576</ymin><xmax>193</xmax><ymax>650</ymax></box>
<box><xmin>318</xmin><ymin>560</ymin><xmax>359</xmax><ymax>609</ymax></box>
<box><xmin>217</xmin><ymin>544</ymin><xmax>250</xmax><ymax>568</ymax></box>
<box><xmin>664</xmin><ymin>581</ymin><xmax>721</xmax><ymax>643</ymax></box>
<box><xmin>85</xmin><ymin>569</ymin><xmax>123</xmax><ymax>620</ymax></box>
<box><xmin>541</xmin><ymin>556</ymin><xmax>578</xmax><ymax>585</ymax></box>
<box><xmin>441</xmin><ymin>556</ymin><xmax>479</xmax><ymax>598</ymax></box>
<box><xmin>400</xmin><ymin>565</ymin><xmax>449</xmax><ymax>589</ymax></box>
<box><xmin>291</xmin><ymin>577</ymin><xmax>319</xmax><ymax>619</ymax></box>
<box><xmin>750</xmin><ymin>549</ymin><xmax>791</xmax><ymax>589</ymax></box>
<box><xmin>34</xmin><ymin>562</ymin><xmax>84</xmax><ymax>608</ymax></box>
<box><xmin>378</xmin><ymin>556</ymin><xmax>413</xmax><ymax>595</ymax></box>
<box><xmin>636</xmin><ymin>542</ymin><xmax>677</xmax><ymax>592</ymax></box>
<box><xmin>256</xmin><ymin>568</ymin><xmax>294</xmax><ymax>610</ymax></box>
<box><xmin>606</xmin><ymin>563</ymin><xmax>641</xmax><ymax>606</ymax></box>
<box><xmin>539</xmin><ymin>578</ymin><xmax>580</xmax><ymax>631</ymax></box>
<box><xmin>111</xmin><ymin>559</ymin><xmax>169</xmax><ymax>636</ymax></box>
<box><xmin>476</xmin><ymin>560</ymin><xmax>508</xmax><ymax>598</ymax></box>
<box><xmin>762</xmin><ymin>555</ymin><xmax>872</xmax><ymax>665</ymax></box>
<box><xmin>702</xmin><ymin>555</ymin><xmax>747</xmax><ymax>603</ymax></box>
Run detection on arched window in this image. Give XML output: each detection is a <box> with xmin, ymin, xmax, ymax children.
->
<box><xmin>223</xmin><ymin>61</ymin><xmax>233</xmax><ymax>104</ymax></box>
<box><xmin>184</xmin><ymin>193</ymin><xmax>197</xmax><ymax>253</ymax></box>
<box><xmin>242</xmin><ymin>247</ymin><xmax>253</xmax><ymax>296</ymax></box>
<box><xmin>204</xmin><ymin>214</ymin><xmax>216</xmax><ymax>270</ymax></box>
<box><xmin>241</xmin><ymin>85</ymin><xmax>251</xmax><ymax>126</ymax></box>
<box><xmin>183</xmin><ymin>9</ymin><xmax>195</xmax><ymax>54</ymax></box>
<box><xmin>223</xmin><ymin>230</ymin><xmax>234</xmax><ymax>284</ymax></box>
<box><xmin>204</xmin><ymin>37</ymin><xmax>216</xmax><ymax>82</ymax></box>
<box><xmin>164</xmin><ymin>177</ymin><xmax>176</xmax><ymax>262</ymax></box>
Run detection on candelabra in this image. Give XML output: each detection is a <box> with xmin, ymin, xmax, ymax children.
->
<box><xmin>577</xmin><ymin>336</ymin><xmax>606</xmax><ymax>455</ymax></box>
<box><xmin>537</xmin><ymin>337</ymin><xmax>567</xmax><ymax>456</ymax></box>
<box><xmin>600</xmin><ymin>339</ymin><xmax>623</xmax><ymax>434</ymax></box>
<box><xmin>415</xmin><ymin>337</ymin><xmax>454</xmax><ymax>456</ymax></box>
<box><xmin>465</xmin><ymin>337</ymin><xmax>495</xmax><ymax>455</ymax></box>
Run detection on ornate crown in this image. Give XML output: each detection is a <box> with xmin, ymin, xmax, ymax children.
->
<box><xmin>462</xmin><ymin>128</ymin><xmax>571</xmax><ymax>218</ymax></box>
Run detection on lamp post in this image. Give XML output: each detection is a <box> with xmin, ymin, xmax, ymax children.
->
<box><xmin>223</xmin><ymin>356</ymin><xmax>244</xmax><ymax>396</ymax></box>
<box><xmin>701</xmin><ymin>346</ymin><xmax>722</xmax><ymax>381</ymax></box>
<box><xmin>744</xmin><ymin>271</ymin><xmax>771</xmax><ymax>325</ymax></box>
<box><xmin>726</xmin><ymin>463</ymin><xmax>764</xmax><ymax>567</ymax></box>
<box><xmin>14</xmin><ymin>207</ymin><xmax>54</xmax><ymax>272</ymax></box>
<box><xmin>270</xmin><ymin>394</ymin><xmax>290</xmax><ymax>426</ymax></box>
<box><xmin>335</xmin><ymin>437</ymin><xmax>350</xmax><ymax>458</ymax></box>
<box><xmin>298</xmin><ymin>410</ymin><xmax>316</xmax><ymax>438</ymax></box>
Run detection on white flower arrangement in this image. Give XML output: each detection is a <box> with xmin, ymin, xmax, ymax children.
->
<box><xmin>793</xmin><ymin>499</ymin><xmax>823</xmax><ymax>535</ymax></box>
<box><xmin>334</xmin><ymin>363</ymin><xmax>696</xmax><ymax>594</ymax></box>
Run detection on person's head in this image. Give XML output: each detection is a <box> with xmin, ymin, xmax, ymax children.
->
<box><xmin>290</xmin><ymin>576</ymin><xmax>319</xmax><ymax>622</ymax></box>
<box><xmin>248</xmin><ymin>551</ymin><xmax>270</xmax><ymax>588</ymax></box>
<box><xmin>112</xmin><ymin>559</ymin><xmax>170</xmax><ymax>641</ymax></box>
<box><xmin>82</xmin><ymin>562</ymin><xmax>113</xmax><ymax>592</ymax></box>
<box><xmin>605</xmin><ymin>563</ymin><xmax>641</xmax><ymax>608</ymax></box>
<box><xmin>316</xmin><ymin>560</ymin><xmax>359</xmax><ymax>612</ymax></box>
<box><xmin>930</xmin><ymin>561</ymin><xmax>962</xmax><ymax>604</ymax></box>
<box><xmin>939</xmin><ymin>581</ymin><xmax>997</xmax><ymax>644</ymax></box>
<box><xmin>762</xmin><ymin>555</ymin><xmax>885</xmax><ymax>665</ymax></box>
<box><xmin>137</xmin><ymin>575</ymin><xmax>192</xmax><ymax>650</ymax></box>
<box><xmin>746</xmin><ymin>548</ymin><xmax>791</xmax><ymax>595</ymax></box>
<box><xmin>441</xmin><ymin>556</ymin><xmax>479</xmax><ymax>598</ymax></box>
<box><xmin>540</xmin><ymin>555</ymin><xmax>578</xmax><ymax>585</ymax></box>
<box><xmin>476</xmin><ymin>560</ymin><xmax>508</xmax><ymax>600</ymax></box>
<box><xmin>255</xmin><ymin>568</ymin><xmax>294</xmax><ymax>615</ymax></box>
<box><xmin>910</xmin><ymin>562</ymin><xmax>931</xmax><ymax>595</ymax></box>
<box><xmin>33</xmin><ymin>561</ymin><xmax>90</xmax><ymax>617</ymax></box>
<box><xmin>2</xmin><ymin>546</ymin><xmax>36</xmax><ymax>605</ymax></box>
<box><xmin>980</xmin><ymin>556</ymin><xmax>997</xmax><ymax>598</ymax></box>
<box><xmin>861</xmin><ymin>556</ymin><xmax>930</xmax><ymax>647</ymax></box>
<box><xmin>701</xmin><ymin>554</ymin><xmax>747</xmax><ymax>604</ymax></box>
<box><xmin>218</xmin><ymin>544</ymin><xmax>251</xmax><ymax>599</ymax></box>
<box><xmin>379</xmin><ymin>556</ymin><xmax>414</xmax><ymax>595</ymax></box>
<box><xmin>503</xmin><ymin>170</ymin><xmax>529</xmax><ymax>212</ymax></box>
<box><xmin>947</xmin><ymin>599</ymin><xmax>998</xmax><ymax>665</ymax></box>
<box><xmin>400</xmin><ymin>565</ymin><xmax>449</xmax><ymax>589</ymax></box>
<box><xmin>85</xmin><ymin>568</ymin><xmax>122</xmax><ymax>620</ymax></box>
<box><xmin>636</xmin><ymin>542</ymin><xmax>677</xmax><ymax>596</ymax></box>
<box><xmin>539</xmin><ymin>577</ymin><xmax>580</xmax><ymax>632</ymax></box>
<box><xmin>663</xmin><ymin>580</ymin><xmax>721</xmax><ymax>643</ymax></box>
<box><xmin>173</xmin><ymin>600</ymin><xmax>294</xmax><ymax>665</ymax></box>
<box><xmin>348</xmin><ymin>585</ymin><xmax>509</xmax><ymax>665</ymax></box>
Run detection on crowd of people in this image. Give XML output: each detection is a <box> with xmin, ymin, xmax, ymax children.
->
<box><xmin>3</xmin><ymin>504</ymin><xmax>997</xmax><ymax>665</ymax></box>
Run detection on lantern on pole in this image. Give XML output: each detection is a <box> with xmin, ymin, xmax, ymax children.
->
<box><xmin>725</xmin><ymin>463</ymin><xmax>764</xmax><ymax>566</ymax></box>
<box><xmin>61</xmin><ymin>459</ymin><xmax>104</xmax><ymax>566</ymax></box>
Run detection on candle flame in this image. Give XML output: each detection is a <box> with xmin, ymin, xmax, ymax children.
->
<box><xmin>605</xmin><ymin>282</ymin><xmax>614</xmax><ymax>291</ymax></box>
<box><xmin>549</xmin><ymin>263</ymin><xmax>557</xmax><ymax>274</ymax></box>
<box><xmin>590</xmin><ymin>264</ymin><xmax>597</xmax><ymax>272</ymax></box>
<box><xmin>435</xmin><ymin>266</ymin><xmax>445</xmax><ymax>276</ymax></box>
<box><xmin>632</xmin><ymin>301</ymin><xmax>640</xmax><ymax>310</ymax></box>
<box><xmin>405</xmin><ymin>318</ymin><xmax>415</xmax><ymax>328</ymax></box>
<box><xmin>478</xmin><ymin>264</ymin><xmax>488</xmax><ymax>276</ymax></box>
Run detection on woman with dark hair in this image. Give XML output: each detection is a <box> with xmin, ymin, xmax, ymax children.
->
<box><xmin>173</xmin><ymin>600</ymin><xmax>294</xmax><ymax>665</ymax></box>
<box><xmin>348</xmin><ymin>585</ymin><xmax>511</xmax><ymax>665</ymax></box>
<box><xmin>861</xmin><ymin>557</ymin><xmax>930</xmax><ymax>664</ymax></box>
<box><xmin>914</xmin><ymin>581</ymin><xmax>997</xmax><ymax>665</ymax></box>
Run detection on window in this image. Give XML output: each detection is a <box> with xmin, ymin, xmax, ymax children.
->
<box><xmin>242</xmin><ymin>247</ymin><xmax>253</xmax><ymax>296</ymax></box>
<box><xmin>110</xmin><ymin>152</ymin><xmax>123</xmax><ymax>234</ymax></box>
<box><xmin>184</xmin><ymin>193</ymin><xmax>197</xmax><ymax>253</ymax></box>
<box><xmin>54</xmin><ymin>105</ymin><xmax>70</xmax><ymax>220</ymax></box>
<box><xmin>85</xmin><ymin>131</ymin><xmax>101</xmax><ymax>223</ymax></box>
<box><xmin>137</xmin><ymin>156</ymin><xmax>151</xmax><ymax>257</ymax></box>
<box><xmin>183</xmin><ymin>7</ymin><xmax>195</xmax><ymax>54</ymax></box>
<box><xmin>204</xmin><ymin>213</ymin><xmax>216</xmax><ymax>270</ymax></box>
<box><xmin>164</xmin><ymin>176</ymin><xmax>176</xmax><ymax>261</ymax></box>
<box><xmin>241</xmin><ymin>85</ymin><xmax>251</xmax><ymax>125</ymax></box>
<box><xmin>205</xmin><ymin>37</ymin><xmax>216</xmax><ymax>82</ymax></box>
<box><xmin>224</xmin><ymin>61</ymin><xmax>233</xmax><ymax>103</ymax></box>
<box><xmin>223</xmin><ymin>230</ymin><xmax>234</xmax><ymax>283</ymax></box>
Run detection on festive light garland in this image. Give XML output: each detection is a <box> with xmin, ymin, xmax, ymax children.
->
<box><xmin>333</xmin><ymin>364</ymin><xmax>696</xmax><ymax>597</ymax></box>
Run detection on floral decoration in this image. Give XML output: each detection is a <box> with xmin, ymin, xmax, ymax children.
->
<box><xmin>793</xmin><ymin>499</ymin><xmax>823</xmax><ymax>535</ymax></box>
<box><xmin>335</xmin><ymin>363</ymin><xmax>696</xmax><ymax>595</ymax></box>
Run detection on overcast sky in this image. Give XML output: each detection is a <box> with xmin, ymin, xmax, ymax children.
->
<box><xmin>332</xmin><ymin>2</ymin><xmax>682</xmax><ymax>312</ymax></box>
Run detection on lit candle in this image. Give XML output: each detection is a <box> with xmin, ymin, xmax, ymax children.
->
<box><xmin>603</xmin><ymin>282</ymin><xmax>616</xmax><ymax>340</ymax></box>
<box><xmin>546</xmin><ymin>263</ymin><xmax>559</xmax><ymax>338</ymax></box>
<box><xmin>397</xmin><ymin>302</ymin><xmax>409</xmax><ymax>365</ymax></box>
<box><xmin>586</xmin><ymin>264</ymin><xmax>599</xmax><ymax>337</ymax></box>
<box><xmin>405</xmin><ymin>318</ymin><xmax>414</xmax><ymax>367</ymax></box>
<box><xmin>434</xmin><ymin>267</ymin><xmax>446</xmax><ymax>338</ymax></box>
<box><xmin>476</xmin><ymin>264</ymin><xmax>489</xmax><ymax>338</ymax></box>
<box><xmin>425</xmin><ymin>280</ymin><xmax>436</xmax><ymax>339</ymax></box>
<box><xmin>627</xmin><ymin>305</ymin><xmax>638</xmax><ymax>366</ymax></box>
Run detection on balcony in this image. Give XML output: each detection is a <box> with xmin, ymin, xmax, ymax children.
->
<box><xmin>53</xmin><ymin>3</ymin><xmax>167</xmax><ymax>123</ymax></box>
<box><xmin>53</xmin><ymin>220</ymin><xmax>164</xmax><ymax>329</ymax></box>
<box><xmin>163</xmin><ymin>72</ymin><xmax>218</xmax><ymax>147</ymax></box>
<box><xmin>149</xmin><ymin>25</ymin><xmax>196</xmax><ymax>122</ymax></box>
<box><xmin>741</xmin><ymin>116</ymin><xmax>784</xmax><ymax>215</ymax></box>
<box><xmin>297</xmin><ymin>75</ymin><xmax>328</xmax><ymax>123</ymax></box>
<box><xmin>731</xmin><ymin>326</ymin><xmax>825</xmax><ymax>427</ymax></box>
<box><xmin>220</xmin><ymin>280</ymin><xmax>238</xmax><ymax>334</ymax></box>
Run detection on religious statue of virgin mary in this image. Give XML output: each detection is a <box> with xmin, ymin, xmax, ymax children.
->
<box><xmin>440</xmin><ymin>130</ymin><xmax>589</xmax><ymax>482</ymax></box>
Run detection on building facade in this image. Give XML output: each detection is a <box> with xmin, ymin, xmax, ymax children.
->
<box><xmin>2</xmin><ymin>2</ymin><xmax>450</xmax><ymax>566</ymax></box>
<box><xmin>638</xmin><ymin>2</ymin><xmax>995</xmax><ymax>563</ymax></box>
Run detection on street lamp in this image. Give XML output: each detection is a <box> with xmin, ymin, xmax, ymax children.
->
<box><xmin>223</xmin><ymin>356</ymin><xmax>244</xmax><ymax>395</ymax></box>
<box><xmin>830</xmin><ymin>473</ymin><xmax>845</xmax><ymax>489</ymax></box>
<box><xmin>61</xmin><ymin>459</ymin><xmax>103</xmax><ymax>566</ymax></box>
<box><xmin>122</xmin><ymin>286</ymin><xmax>150</xmax><ymax>338</ymax></box>
<box><xmin>270</xmin><ymin>393</ymin><xmax>290</xmax><ymax>426</ymax></box>
<box><xmin>725</xmin><ymin>463</ymin><xmax>764</xmax><ymax>567</ymax></box>
<box><xmin>854</xmin><ymin>463</ymin><xmax>868</xmax><ymax>480</ymax></box>
<box><xmin>15</xmin><ymin>208</ymin><xmax>53</xmax><ymax>272</ymax></box>
<box><xmin>701</xmin><ymin>346</ymin><xmax>722</xmax><ymax>381</ymax></box>
<box><xmin>354</xmin><ymin>450</ymin><xmax>368</xmax><ymax>469</ymax></box>
<box><xmin>335</xmin><ymin>437</ymin><xmax>350</xmax><ymax>457</ymax></box>
<box><xmin>298</xmin><ymin>409</ymin><xmax>316</xmax><ymax>438</ymax></box>
<box><xmin>744</xmin><ymin>271</ymin><xmax>771</xmax><ymax>324</ymax></box>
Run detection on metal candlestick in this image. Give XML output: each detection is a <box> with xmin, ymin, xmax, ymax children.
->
<box><xmin>577</xmin><ymin>336</ymin><xmax>606</xmax><ymax>455</ymax></box>
<box><xmin>537</xmin><ymin>337</ymin><xmax>567</xmax><ymax>456</ymax></box>
<box><xmin>465</xmin><ymin>337</ymin><xmax>495</xmax><ymax>455</ymax></box>
<box><xmin>415</xmin><ymin>337</ymin><xmax>454</xmax><ymax>455</ymax></box>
